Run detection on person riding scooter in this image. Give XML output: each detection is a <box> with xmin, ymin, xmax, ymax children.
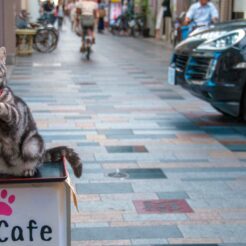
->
<box><xmin>181</xmin><ymin>0</ymin><xmax>218</xmax><ymax>40</ymax></box>
<box><xmin>184</xmin><ymin>0</ymin><xmax>218</xmax><ymax>27</ymax></box>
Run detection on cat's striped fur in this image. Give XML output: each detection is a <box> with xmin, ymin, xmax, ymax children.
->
<box><xmin>0</xmin><ymin>47</ymin><xmax>82</xmax><ymax>177</ymax></box>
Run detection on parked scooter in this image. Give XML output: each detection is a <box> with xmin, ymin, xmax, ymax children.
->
<box><xmin>110</xmin><ymin>14</ymin><xmax>129</xmax><ymax>36</ymax></box>
<box><xmin>128</xmin><ymin>14</ymin><xmax>144</xmax><ymax>37</ymax></box>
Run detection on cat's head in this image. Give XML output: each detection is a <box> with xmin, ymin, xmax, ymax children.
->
<box><xmin>0</xmin><ymin>47</ymin><xmax>7</xmax><ymax>87</ymax></box>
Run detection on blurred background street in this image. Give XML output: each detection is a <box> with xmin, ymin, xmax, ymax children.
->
<box><xmin>6</xmin><ymin>23</ymin><xmax>246</xmax><ymax>245</ymax></box>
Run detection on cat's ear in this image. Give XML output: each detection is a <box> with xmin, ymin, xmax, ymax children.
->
<box><xmin>0</xmin><ymin>47</ymin><xmax>6</xmax><ymax>65</ymax></box>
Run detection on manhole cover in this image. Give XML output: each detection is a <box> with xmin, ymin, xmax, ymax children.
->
<box><xmin>107</xmin><ymin>169</ymin><xmax>129</xmax><ymax>179</ymax></box>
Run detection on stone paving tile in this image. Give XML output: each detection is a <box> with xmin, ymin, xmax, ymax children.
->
<box><xmin>181</xmin><ymin>177</ymin><xmax>236</xmax><ymax>181</ymax></box>
<box><xmin>117</xmin><ymin>168</ymin><xmax>167</xmax><ymax>180</ymax></box>
<box><xmin>76</xmin><ymin>183</ymin><xmax>133</xmax><ymax>194</ymax></box>
<box><xmin>131</xmin><ymin>238</ymin><xmax>168</xmax><ymax>245</ymax></box>
<box><xmin>178</xmin><ymin>224</ymin><xmax>246</xmax><ymax>239</ymax></box>
<box><xmin>219</xmin><ymin>212</ymin><xmax>246</xmax><ymax>220</ymax></box>
<box><xmin>106</xmin><ymin>146</ymin><xmax>149</xmax><ymax>153</ymax></box>
<box><xmin>72</xmin><ymin>240</ymin><xmax>131</xmax><ymax>246</ymax></box>
<box><xmin>102</xmin><ymin>162</ymin><xmax>140</xmax><ymax>169</ymax></box>
<box><xmin>71</xmin><ymin>225</ymin><xmax>182</xmax><ymax>241</ymax></box>
<box><xmin>163</xmin><ymin>167</ymin><xmax>246</xmax><ymax>173</ymax></box>
<box><xmin>99</xmin><ymin>129</ymin><xmax>134</xmax><ymax>135</ymax></box>
<box><xmin>72</xmin><ymin>222</ymin><xmax>109</xmax><ymax>228</ymax></box>
<box><xmin>71</xmin><ymin>211</ymin><xmax>124</xmax><ymax>223</ymax></box>
<box><xmin>100</xmin><ymin>193</ymin><xmax>159</xmax><ymax>201</ymax></box>
<box><xmin>133</xmin><ymin>199</ymin><xmax>193</xmax><ymax>214</ymax></box>
<box><xmin>157</xmin><ymin>192</ymin><xmax>190</xmax><ymax>200</ymax></box>
<box><xmin>168</xmin><ymin>238</ymin><xmax>222</xmax><ymax>244</ymax></box>
<box><xmin>77</xmin><ymin>200</ymin><xmax>135</xmax><ymax>212</ymax></box>
<box><xmin>219</xmin><ymin>244</ymin><xmax>246</xmax><ymax>246</ymax></box>
<box><xmin>123</xmin><ymin>213</ymin><xmax>188</xmax><ymax>221</ymax></box>
<box><xmin>131</xmin><ymin>179</ymin><xmax>185</xmax><ymax>191</ymax></box>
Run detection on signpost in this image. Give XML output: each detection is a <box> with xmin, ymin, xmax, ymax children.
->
<box><xmin>110</xmin><ymin>0</ymin><xmax>122</xmax><ymax>25</ymax></box>
<box><xmin>0</xmin><ymin>162</ymin><xmax>71</xmax><ymax>246</ymax></box>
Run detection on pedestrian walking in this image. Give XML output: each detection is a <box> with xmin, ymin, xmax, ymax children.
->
<box><xmin>40</xmin><ymin>0</ymin><xmax>56</xmax><ymax>25</ymax></box>
<box><xmin>56</xmin><ymin>0</ymin><xmax>65</xmax><ymax>31</ymax></box>
<box><xmin>98</xmin><ymin>0</ymin><xmax>106</xmax><ymax>33</ymax></box>
<box><xmin>67</xmin><ymin>0</ymin><xmax>78</xmax><ymax>31</ymax></box>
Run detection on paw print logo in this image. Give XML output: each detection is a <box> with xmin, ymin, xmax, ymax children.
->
<box><xmin>0</xmin><ymin>189</ymin><xmax>15</xmax><ymax>216</ymax></box>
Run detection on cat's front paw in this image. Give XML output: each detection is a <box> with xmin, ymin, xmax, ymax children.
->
<box><xmin>23</xmin><ymin>169</ymin><xmax>36</xmax><ymax>177</ymax></box>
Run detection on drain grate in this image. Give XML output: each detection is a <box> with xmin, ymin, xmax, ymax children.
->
<box><xmin>107</xmin><ymin>169</ymin><xmax>129</xmax><ymax>179</ymax></box>
<box><xmin>107</xmin><ymin>168</ymin><xmax>167</xmax><ymax>180</ymax></box>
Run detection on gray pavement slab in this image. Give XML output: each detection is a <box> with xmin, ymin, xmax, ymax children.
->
<box><xmin>71</xmin><ymin>225</ymin><xmax>182</xmax><ymax>241</ymax></box>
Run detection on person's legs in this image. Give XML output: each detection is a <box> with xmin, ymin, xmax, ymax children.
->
<box><xmin>49</xmin><ymin>13</ymin><xmax>57</xmax><ymax>25</ymax></box>
<box><xmin>80</xmin><ymin>21</ymin><xmax>86</xmax><ymax>52</ymax></box>
<box><xmin>89</xmin><ymin>26</ymin><xmax>95</xmax><ymax>44</ymax></box>
<box><xmin>92</xmin><ymin>21</ymin><xmax>96</xmax><ymax>44</ymax></box>
<box><xmin>80</xmin><ymin>16</ymin><xmax>95</xmax><ymax>51</ymax></box>
<box><xmin>58</xmin><ymin>17</ymin><xmax>63</xmax><ymax>31</ymax></box>
<box><xmin>98</xmin><ymin>17</ymin><xmax>104</xmax><ymax>32</ymax></box>
<box><xmin>80</xmin><ymin>25</ymin><xmax>88</xmax><ymax>52</ymax></box>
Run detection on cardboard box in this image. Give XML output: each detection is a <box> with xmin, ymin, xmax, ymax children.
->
<box><xmin>0</xmin><ymin>161</ymin><xmax>71</xmax><ymax>246</ymax></box>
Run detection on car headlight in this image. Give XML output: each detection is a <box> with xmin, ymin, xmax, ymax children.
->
<box><xmin>197</xmin><ymin>29</ymin><xmax>245</xmax><ymax>50</ymax></box>
<box><xmin>191</xmin><ymin>30</ymin><xmax>227</xmax><ymax>40</ymax></box>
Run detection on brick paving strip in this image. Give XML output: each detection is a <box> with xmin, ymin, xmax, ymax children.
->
<box><xmin>8</xmin><ymin>24</ymin><xmax>246</xmax><ymax>245</ymax></box>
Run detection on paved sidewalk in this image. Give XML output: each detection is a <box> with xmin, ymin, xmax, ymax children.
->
<box><xmin>9</xmin><ymin>24</ymin><xmax>246</xmax><ymax>246</ymax></box>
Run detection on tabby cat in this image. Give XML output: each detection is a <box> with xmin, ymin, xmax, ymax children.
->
<box><xmin>0</xmin><ymin>47</ymin><xmax>82</xmax><ymax>177</ymax></box>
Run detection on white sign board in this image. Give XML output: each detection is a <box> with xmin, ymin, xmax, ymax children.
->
<box><xmin>168</xmin><ymin>66</ymin><xmax>176</xmax><ymax>85</ymax></box>
<box><xmin>0</xmin><ymin>183</ymin><xmax>70</xmax><ymax>246</ymax></box>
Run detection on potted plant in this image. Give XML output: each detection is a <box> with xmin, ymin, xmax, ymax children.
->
<box><xmin>140</xmin><ymin>0</ymin><xmax>150</xmax><ymax>37</ymax></box>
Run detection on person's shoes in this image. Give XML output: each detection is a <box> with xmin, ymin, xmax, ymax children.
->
<box><xmin>80</xmin><ymin>45</ymin><xmax>85</xmax><ymax>53</ymax></box>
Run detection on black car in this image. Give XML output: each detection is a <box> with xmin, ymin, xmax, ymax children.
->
<box><xmin>168</xmin><ymin>20</ymin><xmax>246</xmax><ymax>120</ymax></box>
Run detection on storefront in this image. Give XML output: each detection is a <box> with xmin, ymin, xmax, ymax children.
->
<box><xmin>232</xmin><ymin>0</ymin><xmax>246</xmax><ymax>19</ymax></box>
<box><xmin>109</xmin><ymin>0</ymin><xmax>122</xmax><ymax>24</ymax></box>
<box><xmin>0</xmin><ymin>0</ymin><xmax>19</xmax><ymax>64</ymax></box>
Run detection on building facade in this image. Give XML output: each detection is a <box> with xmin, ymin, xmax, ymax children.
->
<box><xmin>233</xmin><ymin>0</ymin><xmax>246</xmax><ymax>19</ymax></box>
<box><xmin>0</xmin><ymin>0</ymin><xmax>21</xmax><ymax>64</ymax></box>
<box><xmin>0</xmin><ymin>0</ymin><xmax>38</xmax><ymax>64</ymax></box>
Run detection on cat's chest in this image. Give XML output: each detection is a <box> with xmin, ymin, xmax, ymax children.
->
<box><xmin>0</xmin><ymin>138</ymin><xmax>19</xmax><ymax>157</ymax></box>
<box><xmin>0</xmin><ymin>134</ymin><xmax>19</xmax><ymax>150</ymax></box>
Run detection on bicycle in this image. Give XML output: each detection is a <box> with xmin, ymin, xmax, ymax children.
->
<box><xmin>33</xmin><ymin>24</ymin><xmax>59</xmax><ymax>53</ymax></box>
<box><xmin>110</xmin><ymin>14</ymin><xmax>132</xmax><ymax>36</ymax></box>
<box><xmin>128</xmin><ymin>14</ymin><xmax>144</xmax><ymax>37</ymax></box>
<box><xmin>16</xmin><ymin>24</ymin><xmax>58</xmax><ymax>55</ymax></box>
<box><xmin>30</xmin><ymin>14</ymin><xmax>59</xmax><ymax>53</ymax></box>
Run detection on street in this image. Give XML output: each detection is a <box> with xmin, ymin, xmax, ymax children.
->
<box><xmin>9</xmin><ymin>25</ymin><xmax>246</xmax><ymax>245</ymax></box>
